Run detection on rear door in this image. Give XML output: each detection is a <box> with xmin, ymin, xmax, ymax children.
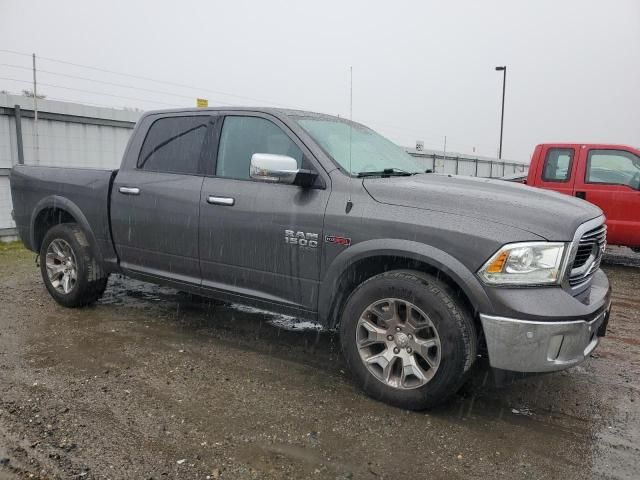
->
<box><xmin>573</xmin><ymin>147</ymin><xmax>640</xmax><ymax>247</ymax></box>
<box><xmin>533</xmin><ymin>145</ymin><xmax>578</xmax><ymax>195</ymax></box>
<box><xmin>111</xmin><ymin>113</ymin><xmax>214</xmax><ymax>284</ymax></box>
<box><xmin>198</xmin><ymin>112</ymin><xmax>330</xmax><ymax>312</ymax></box>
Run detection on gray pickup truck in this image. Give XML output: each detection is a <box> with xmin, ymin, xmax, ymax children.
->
<box><xmin>10</xmin><ymin>108</ymin><xmax>611</xmax><ymax>409</ymax></box>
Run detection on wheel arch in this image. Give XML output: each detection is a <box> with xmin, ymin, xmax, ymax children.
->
<box><xmin>30</xmin><ymin>196</ymin><xmax>103</xmax><ymax>265</ymax></box>
<box><xmin>318</xmin><ymin>239</ymin><xmax>493</xmax><ymax>330</ymax></box>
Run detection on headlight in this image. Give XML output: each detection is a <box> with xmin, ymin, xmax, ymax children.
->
<box><xmin>478</xmin><ymin>242</ymin><xmax>566</xmax><ymax>286</ymax></box>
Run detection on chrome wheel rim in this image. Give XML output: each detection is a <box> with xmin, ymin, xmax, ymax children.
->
<box><xmin>45</xmin><ymin>239</ymin><xmax>77</xmax><ymax>295</ymax></box>
<box><xmin>356</xmin><ymin>298</ymin><xmax>441</xmax><ymax>390</ymax></box>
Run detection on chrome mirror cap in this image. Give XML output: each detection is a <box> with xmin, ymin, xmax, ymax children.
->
<box><xmin>250</xmin><ymin>153</ymin><xmax>299</xmax><ymax>184</ymax></box>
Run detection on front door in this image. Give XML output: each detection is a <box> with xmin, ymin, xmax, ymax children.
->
<box><xmin>535</xmin><ymin>145</ymin><xmax>578</xmax><ymax>195</ymax></box>
<box><xmin>198</xmin><ymin>113</ymin><xmax>330</xmax><ymax>312</ymax></box>
<box><xmin>573</xmin><ymin>147</ymin><xmax>640</xmax><ymax>247</ymax></box>
<box><xmin>111</xmin><ymin>114</ymin><xmax>211</xmax><ymax>284</ymax></box>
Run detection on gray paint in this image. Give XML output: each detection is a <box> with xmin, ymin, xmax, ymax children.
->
<box><xmin>10</xmin><ymin>107</ymin><xmax>610</xmax><ymax>332</ymax></box>
<box><xmin>111</xmin><ymin>169</ymin><xmax>204</xmax><ymax>283</ymax></box>
<box><xmin>362</xmin><ymin>173</ymin><xmax>601</xmax><ymax>241</ymax></box>
<box><xmin>9</xmin><ymin>166</ymin><xmax>116</xmax><ymax>265</ymax></box>
<box><xmin>0</xmin><ymin>95</ymin><xmax>529</xmax><ymax>237</ymax></box>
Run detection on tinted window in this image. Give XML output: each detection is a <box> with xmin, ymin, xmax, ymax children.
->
<box><xmin>542</xmin><ymin>148</ymin><xmax>574</xmax><ymax>182</ymax></box>
<box><xmin>216</xmin><ymin>116</ymin><xmax>303</xmax><ymax>180</ymax></box>
<box><xmin>586</xmin><ymin>149</ymin><xmax>640</xmax><ymax>189</ymax></box>
<box><xmin>138</xmin><ymin>116</ymin><xmax>209</xmax><ymax>175</ymax></box>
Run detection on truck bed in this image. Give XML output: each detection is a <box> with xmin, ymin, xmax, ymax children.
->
<box><xmin>10</xmin><ymin>165</ymin><xmax>117</xmax><ymax>262</ymax></box>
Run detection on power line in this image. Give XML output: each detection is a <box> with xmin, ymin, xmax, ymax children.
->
<box><xmin>0</xmin><ymin>63</ymin><xmax>235</xmax><ymax>106</ymax></box>
<box><xmin>0</xmin><ymin>49</ymin><xmax>496</xmax><ymax>156</ymax></box>
<box><xmin>0</xmin><ymin>76</ymin><xmax>182</xmax><ymax>107</ymax></box>
<box><xmin>0</xmin><ymin>48</ymin><xmax>297</xmax><ymax>108</ymax></box>
<box><xmin>0</xmin><ymin>53</ymin><xmax>458</xmax><ymax>146</ymax></box>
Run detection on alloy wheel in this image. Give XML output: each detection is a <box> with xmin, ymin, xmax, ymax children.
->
<box><xmin>45</xmin><ymin>239</ymin><xmax>78</xmax><ymax>295</ymax></box>
<box><xmin>356</xmin><ymin>298</ymin><xmax>441</xmax><ymax>389</ymax></box>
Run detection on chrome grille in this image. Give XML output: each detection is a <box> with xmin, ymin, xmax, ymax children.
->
<box><xmin>568</xmin><ymin>224</ymin><xmax>607</xmax><ymax>287</ymax></box>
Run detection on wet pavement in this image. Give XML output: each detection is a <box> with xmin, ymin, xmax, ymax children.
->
<box><xmin>0</xmin><ymin>244</ymin><xmax>638</xmax><ymax>479</ymax></box>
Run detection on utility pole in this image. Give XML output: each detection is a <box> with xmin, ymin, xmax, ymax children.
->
<box><xmin>495</xmin><ymin>65</ymin><xmax>506</xmax><ymax>159</ymax></box>
<box><xmin>442</xmin><ymin>135</ymin><xmax>447</xmax><ymax>172</ymax></box>
<box><xmin>32</xmin><ymin>53</ymin><xmax>39</xmax><ymax>162</ymax></box>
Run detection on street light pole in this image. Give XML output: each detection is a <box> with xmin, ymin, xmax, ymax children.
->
<box><xmin>495</xmin><ymin>65</ymin><xmax>506</xmax><ymax>159</ymax></box>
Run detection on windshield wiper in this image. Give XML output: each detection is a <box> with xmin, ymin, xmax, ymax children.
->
<box><xmin>357</xmin><ymin>168</ymin><xmax>416</xmax><ymax>178</ymax></box>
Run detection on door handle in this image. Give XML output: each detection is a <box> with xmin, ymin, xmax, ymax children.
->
<box><xmin>119</xmin><ymin>186</ymin><xmax>140</xmax><ymax>195</ymax></box>
<box><xmin>575</xmin><ymin>191</ymin><xmax>586</xmax><ymax>200</ymax></box>
<box><xmin>207</xmin><ymin>195</ymin><xmax>235</xmax><ymax>206</ymax></box>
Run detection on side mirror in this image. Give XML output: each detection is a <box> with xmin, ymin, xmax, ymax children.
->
<box><xmin>250</xmin><ymin>153</ymin><xmax>318</xmax><ymax>187</ymax></box>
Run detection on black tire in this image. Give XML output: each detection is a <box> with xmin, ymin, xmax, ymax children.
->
<box><xmin>39</xmin><ymin>223</ymin><xmax>108</xmax><ymax>308</ymax></box>
<box><xmin>339</xmin><ymin>270</ymin><xmax>477</xmax><ymax>410</ymax></box>
<box><xmin>92</xmin><ymin>276</ymin><xmax>109</xmax><ymax>298</ymax></box>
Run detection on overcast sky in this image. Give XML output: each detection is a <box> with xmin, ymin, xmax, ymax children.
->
<box><xmin>1</xmin><ymin>0</ymin><xmax>639</xmax><ymax>161</ymax></box>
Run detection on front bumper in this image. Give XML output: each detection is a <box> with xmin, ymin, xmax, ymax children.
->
<box><xmin>480</xmin><ymin>301</ymin><xmax>611</xmax><ymax>373</ymax></box>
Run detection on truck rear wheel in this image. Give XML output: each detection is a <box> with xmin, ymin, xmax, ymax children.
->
<box><xmin>339</xmin><ymin>270</ymin><xmax>476</xmax><ymax>410</ymax></box>
<box><xmin>39</xmin><ymin>223</ymin><xmax>108</xmax><ymax>308</ymax></box>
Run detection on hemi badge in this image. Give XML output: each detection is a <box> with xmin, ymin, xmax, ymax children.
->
<box><xmin>325</xmin><ymin>235</ymin><xmax>352</xmax><ymax>247</ymax></box>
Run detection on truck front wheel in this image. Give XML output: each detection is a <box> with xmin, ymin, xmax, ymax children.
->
<box><xmin>39</xmin><ymin>223</ymin><xmax>108</xmax><ymax>308</ymax></box>
<box><xmin>339</xmin><ymin>270</ymin><xmax>476</xmax><ymax>410</ymax></box>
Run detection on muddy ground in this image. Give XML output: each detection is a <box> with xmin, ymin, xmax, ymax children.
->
<box><xmin>0</xmin><ymin>243</ymin><xmax>638</xmax><ymax>480</ymax></box>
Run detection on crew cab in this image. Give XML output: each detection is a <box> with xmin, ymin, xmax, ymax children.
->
<box><xmin>10</xmin><ymin>108</ymin><xmax>611</xmax><ymax>409</ymax></box>
<box><xmin>527</xmin><ymin>143</ymin><xmax>640</xmax><ymax>250</ymax></box>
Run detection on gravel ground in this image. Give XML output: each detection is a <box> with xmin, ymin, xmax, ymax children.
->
<box><xmin>0</xmin><ymin>243</ymin><xmax>638</xmax><ymax>480</ymax></box>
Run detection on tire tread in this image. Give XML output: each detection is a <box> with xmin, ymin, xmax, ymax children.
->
<box><xmin>339</xmin><ymin>269</ymin><xmax>477</xmax><ymax>410</ymax></box>
<box><xmin>40</xmin><ymin>223</ymin><xmax>108</xmax><ymax>308</ymax></box>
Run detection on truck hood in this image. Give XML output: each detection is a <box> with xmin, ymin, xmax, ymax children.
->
<box><xmin>362</xmin><ymin>174</ymin><xmax>602</xmax><ymax>240</ymax></box>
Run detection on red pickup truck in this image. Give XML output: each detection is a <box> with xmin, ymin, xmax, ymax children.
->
<box><xmin>527</xmin><ymin>143</ymin><xmax>640</xmax><ymax>250</ymax></box>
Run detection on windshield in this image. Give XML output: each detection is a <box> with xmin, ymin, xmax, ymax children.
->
<box><xmin>294</xmin><ymin>116</ymin><xmax>423</xmax><ymax>175</ymax></box>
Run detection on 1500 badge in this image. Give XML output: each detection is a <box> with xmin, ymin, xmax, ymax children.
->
<box><xmin>285</xmin><ymin>230</ymin><xmax>319</xmax><ymax>248</ymax></box>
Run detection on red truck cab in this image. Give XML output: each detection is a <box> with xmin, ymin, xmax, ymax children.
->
<box><xmin>527</xmin><ymin>143</ymin><xmax>640</xmax><ymax>249</ymax></box>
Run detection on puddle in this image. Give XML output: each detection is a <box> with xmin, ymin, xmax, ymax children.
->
<box><xmin>2</xmin><ymin>253</ymin><xmax>637</xmax><ymax>479</ymax></box>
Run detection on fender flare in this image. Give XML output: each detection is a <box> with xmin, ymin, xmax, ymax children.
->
<box><xmin>29</xmin><ymin>195</ymin><xmax>104</xmax><ymax>264</ymax></box>
<box><xmin>317</xmin><ymin>239</ymin><xmax>493</xmax><ymax>328</ymax></box>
